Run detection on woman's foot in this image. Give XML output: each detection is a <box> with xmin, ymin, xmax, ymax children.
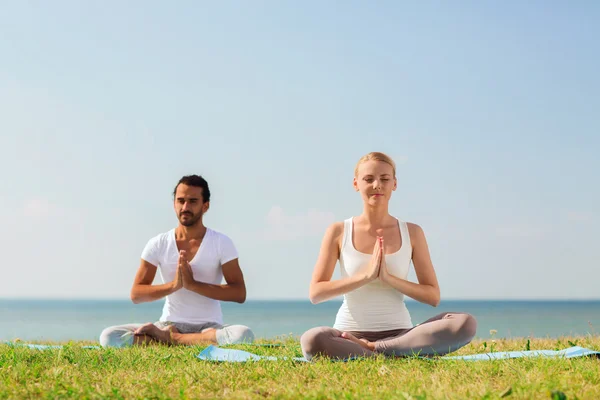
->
<box><xmin>341</xmin><ymin>332</ymin><xmax>376</xmax><ymax>351</ymax></box>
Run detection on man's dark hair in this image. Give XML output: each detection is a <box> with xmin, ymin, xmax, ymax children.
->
<box><xmin>173</xmin><ymin>175</ymin><xmax>211</xmax><ymax>203</ymax></box>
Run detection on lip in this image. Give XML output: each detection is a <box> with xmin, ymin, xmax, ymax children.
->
<box><xmin>371</xmin><ymin>194</ymin><xmax>384</xmax><ymax>197</ymax></box>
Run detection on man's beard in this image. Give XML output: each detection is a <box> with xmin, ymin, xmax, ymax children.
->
<box><xmin>179</xmin><ymin>210</ymin><xmax>202</xmax><ymax>227</ymax></box>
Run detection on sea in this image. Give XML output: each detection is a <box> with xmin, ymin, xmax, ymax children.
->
<box><xmin>1</xmin><ymin>299</ymin><xmax>598</xmax><ymax>342</ymax></box>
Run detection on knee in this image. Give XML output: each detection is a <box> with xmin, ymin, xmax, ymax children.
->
<box><xmin>99</xmin><ymin>326</ymin><xmax>132</xmax><ymax>348</ymax></box>
<box><xmin>235</xmin><ymin>325</ymin><xmax>255</xmax><ymax>344</ymax></box>
<box><xmin>456</xmin><ymin>313</ymin><xmax>477</xmax><ymax>342</ymax></box>
<box><xmin>220</xmin><ymin>325</ymin><xmax>255</xmax><ymax>345</ymax></box>
<box><xmin>300</xmin><ymin>327</ymin><xmax>332</xmax><ymax>360</ymax></box>
<box><xmin>99</xmin><ymin>326</ymin><xmax>116</xmax><ymax>348</ymax></box>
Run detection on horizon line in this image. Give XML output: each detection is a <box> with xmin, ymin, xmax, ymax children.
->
<box><xmin>1</xmin><ymin>297</ymin><xmax>600</xmax><ymax>302</ymax></box>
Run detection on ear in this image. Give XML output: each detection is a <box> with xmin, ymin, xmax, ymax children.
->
<box><xmin>203</xmin><ymin>201</ymin><xmax>210</xmax><ymax>213</ymax></box>
<box><xmin>393</xmin><ymin>177</ymin><xmax>397</xmax><ymax>191</ymax></box>
<box><xmin>353</xmin><ymin>177</ymin><xmax>359</xmax><ymax>192</ymax></box>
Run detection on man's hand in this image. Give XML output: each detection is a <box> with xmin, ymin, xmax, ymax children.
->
<box><xmin>179</xmin><ymin>250</ymin><xmax>195</xmax><ymax>289</ymax></box>
<box><xmin>171</xmin><ymin>256</ymin><xmax>184</xmax><ymax>292</ymax></box>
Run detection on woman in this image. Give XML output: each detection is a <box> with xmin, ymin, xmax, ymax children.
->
<box><xmin>301</xmin><ymin>152</ymin><xmax>477</xmax><ymax>360</ymax></box>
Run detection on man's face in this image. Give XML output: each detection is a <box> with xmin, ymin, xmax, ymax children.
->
<box><xmin>174</xmin><ymin>184</ymin><xmax>208</xmax><ymax>227</ymax></box>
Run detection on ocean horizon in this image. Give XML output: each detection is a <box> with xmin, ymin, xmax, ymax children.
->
<box><xmin>1</xmin><ymin>299</ymin><xmax>599</xmax><ymax>343</ymax></box>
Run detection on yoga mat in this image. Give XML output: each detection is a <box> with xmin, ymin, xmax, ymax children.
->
<box><xmin>444</xmin><ymin>346</ymin><xmax>600</xmax><ymax>361</ymax></box>
<box><xmin>196</xmin><ymin>345</ymin><xmax>599</xmax><ymax>362</ymax></box>
<box><xmin>197</xmin><ymin>345</ymin><xmax>308</xmax><ymax>362</ymax></box>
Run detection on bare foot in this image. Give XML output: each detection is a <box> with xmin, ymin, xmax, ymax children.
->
<box><xmin>134</xmin><ymin>323</ymin><xmax>176</xmax><ymax>344</ymax></box>
<box><xmin>341</xmin><ymin>332</ymin><xmax>375</xmax><ymax>351</ymax></box>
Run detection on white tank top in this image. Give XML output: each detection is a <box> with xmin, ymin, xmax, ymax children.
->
<box><xmin>140</xmin><ymin>228</ymin><xmax>239</xmax><ymax>325</ymax></box>
<box><xmin>333</xmin><ymin>217</ymin><xmax>414</xmax><ymax>331</ymax></box>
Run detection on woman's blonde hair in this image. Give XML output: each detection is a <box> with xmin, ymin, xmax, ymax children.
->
<box><xmin>354</xmin><ymin>152</ymin><xmax>396</xmax><ymax>177</ymax></box>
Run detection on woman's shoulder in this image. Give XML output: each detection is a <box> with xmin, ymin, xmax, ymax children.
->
<box><xmin>394</xmin><ymin>217</ymin><xmax>421</xmax><ymax>231</ymax></box>
<box><xmin>403</xmin><ymin>221</ymin><xmax>426</xmax><ymax>242</ymax></box>
<box><xmin>324</xmin><ymin>220</ymin><xmax>346</xmax><ymax>238</ymax></box>
<box><xmin>321</xmin><ymin>221</ymin><xmax>346</xmax><ymax>255</ymax></box>
<box><xmin>404</xmin><ymin>221</ymin><xmax>421</xmax><ymax>230</ymax></box>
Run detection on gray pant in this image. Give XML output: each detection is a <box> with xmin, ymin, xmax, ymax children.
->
<box><xmin>301</xmin><ymin>312</ymin><xmax>477</xmax><ymax>360</ymax></box>
<box><xmin>99</xmin><ymin>321</ymin><xmax>254</xmax><ymax>348</ymax></box>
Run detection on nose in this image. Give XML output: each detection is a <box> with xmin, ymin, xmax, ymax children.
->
<box><xmin>373</xmin><ymin>180</ymin><xmax>381</xmax><ymax>189</ymax></box>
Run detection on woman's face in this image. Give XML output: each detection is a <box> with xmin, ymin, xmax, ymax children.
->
<box><xmin>354</xmin><ymin>160</ymin><xmax>397</xmax><ymax>205</ymax></box>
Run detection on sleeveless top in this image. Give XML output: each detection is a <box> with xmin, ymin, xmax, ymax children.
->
<box><xmin>333</xmin><ymin>217</ymin><xmax>414</xmax><ymax>331</ymax></box>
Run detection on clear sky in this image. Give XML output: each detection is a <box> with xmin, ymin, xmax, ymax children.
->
<box><xmin>1</xmin><ymin>1</ymin><xmax>598</xmax><ymax>300</ymax></box>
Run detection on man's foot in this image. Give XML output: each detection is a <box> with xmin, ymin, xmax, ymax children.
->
<box><xmin>340</xmin><ymin>332</ymin><xmax>376</xmax><ymax>351</ymax></box>
<box><xmin>134</xmin><ymin>323</ymin><xmax>178</xmax><ymax>344</ymax></box>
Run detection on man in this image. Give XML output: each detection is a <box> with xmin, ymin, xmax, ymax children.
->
<box><xmin>100</xmin><ymin>175</ymin><xmax>254</xmax><ymax>347</ymax></box>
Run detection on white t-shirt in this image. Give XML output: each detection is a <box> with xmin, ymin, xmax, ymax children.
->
<box><xmin>140</xmin><ymin>228</ymin><xmax>239</xmax><ymax>324</ymax></box>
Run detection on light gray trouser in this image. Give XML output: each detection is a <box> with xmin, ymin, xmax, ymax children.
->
<box><xmin>301</xmin><ymin>312</ymin><xmax>477</xmax><ymax>360</ymax></box>
<box><xmin>99</xmin><ymin>321</ymin><xmax>255</xmax><ymax>348</ymax></box>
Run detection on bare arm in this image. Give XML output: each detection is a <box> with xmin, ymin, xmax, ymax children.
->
<box><xmin>380</xmin><ymin>224</ymin><xmax>440</xmax><ymax>307</ymax></box>
<box><xmin>309</xmin><ymin>223</ymin><xmax>380</xmax><ymax>304</ymax></box>
<box><xmin>130</xmin><ymin>260</ymin><xmax>180</xmax><ymax>304</ymax></box>
<box><xmin>184</xmin><ymin>258</ymin><xmax>247</xmax><ymax>303</ymax></box>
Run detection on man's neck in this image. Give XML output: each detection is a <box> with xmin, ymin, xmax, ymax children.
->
<box><xmin>175</xmin><ymin>223</ymin><xmax>207</xmax><ymax>240</ymax></box>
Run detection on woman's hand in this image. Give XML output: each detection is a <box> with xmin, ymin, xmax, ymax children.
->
<box><xmin>361</xmin><ymin>236</ymin><xmax>383</xmax><ymax>283</ymax></box>
<box><xmin>378</xmin><ymin>235</ymin><xmax>392</xmax><ymax>283</ymax></box>
<box><xmin>340</xmin><ymin>331</ymin><xmax>376</xmax><ymax>351</ymax></box>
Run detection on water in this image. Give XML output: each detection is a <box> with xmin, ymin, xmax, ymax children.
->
<box><xmin>1</xmin><ymin>299</ymin><xmax>598</xmax><ymax>342</ymax></box>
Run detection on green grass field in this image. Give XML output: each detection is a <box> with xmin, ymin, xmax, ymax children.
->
<box><xmin>1</xmin><ymin>336</ymin><xmax>598</xmax><ymax>399</ymax></box>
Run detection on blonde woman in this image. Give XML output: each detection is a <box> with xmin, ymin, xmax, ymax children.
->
<box><xmin>301</xmin><ymin>152</ymin><xmax>476</xmax><ymax>360</ymax></box>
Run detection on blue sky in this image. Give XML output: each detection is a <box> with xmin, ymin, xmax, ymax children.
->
<box><xmin>1</xmin><ymin>1</ymin><xmax>598</xmax><ymax>300</ymax></box>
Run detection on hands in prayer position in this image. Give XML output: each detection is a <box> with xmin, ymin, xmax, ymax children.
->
<box><xmin>171</xmin><ymin>250</ymin><xmax>195</xmax><ymax>292</ymax></box>
<box><xmin>346</xmin><ymin>229</ymin><xmax>394</xmax><ymax>348</ymax></box>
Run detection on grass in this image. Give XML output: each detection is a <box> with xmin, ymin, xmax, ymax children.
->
<box><xmin>0</xmin><ymin>336</ymin><xmax>599</xmax><ymax>399</ymax></box>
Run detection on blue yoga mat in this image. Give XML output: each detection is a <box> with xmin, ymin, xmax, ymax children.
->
<box><xmin>196</xmin><ymin>345</ymin><xmax>599</xmax><ymax>362</ymax></box>
<box><xmin>197</xmin><ymin>345</ymin><xmax>308</xmax><ymax>362</ymax></box>
<box><xmin>444</xmin><ymin>346</ymin><xmax>600</xmax><ymax>361</ymax></box>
